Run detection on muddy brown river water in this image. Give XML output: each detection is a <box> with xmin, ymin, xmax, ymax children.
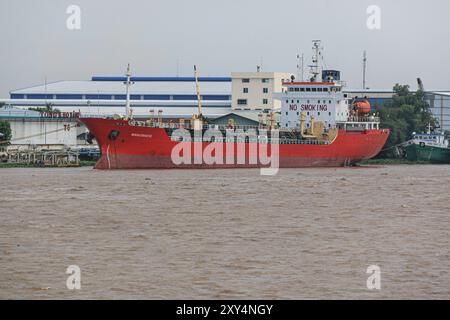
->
<box><xmin>0</xmin><ymin>165</ymin><xmax>449</xmax><ymax>299</ymax></box>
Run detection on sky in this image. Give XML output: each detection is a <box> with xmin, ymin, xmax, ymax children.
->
<box><xmin>0</xmin><ymin>0</ymin><xmax>449</xmax><ymax>97</ymax></box>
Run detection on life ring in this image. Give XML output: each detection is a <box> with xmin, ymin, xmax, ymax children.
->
<box><xmin>419</xmin><ymin>142</ymin><xmax>425</xmax><ymax>147</ymax></box>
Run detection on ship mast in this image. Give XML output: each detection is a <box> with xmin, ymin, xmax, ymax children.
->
<box><xmin>191</xmin><ymin>65</ymin><xmax>204</xmax><ymax>130</ymax></box>
<box><xmin>194</xmin><ymin>65</ymin><xmax>203</xmax><ymax>117</ymax></box>
<box><xmin>309</xmin><ymin>40</ymin><xmax>322</xmax><ymax>82</ymax></box>
<box><xmin>125</xmin><ymin>63</ymin><xmax>132</xmax><ymax>118</ymax></box>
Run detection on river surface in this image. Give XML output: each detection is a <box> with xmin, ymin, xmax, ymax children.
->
<box><xmin>0</xmin><ymin>165</ymin><xmax>449</xmax><ymax>299</ymax></box>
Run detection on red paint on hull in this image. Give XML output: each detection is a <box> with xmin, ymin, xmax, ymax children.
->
<box><xmin>80</xmin><ymin>118</ymin><xmax>389</xmax><ymax>169</ymax></box>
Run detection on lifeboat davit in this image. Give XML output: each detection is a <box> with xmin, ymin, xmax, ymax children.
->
<box><xmin>355</xmin><ymin>100</ymin><xmax>371</xmax><ymax>114</ymax></box>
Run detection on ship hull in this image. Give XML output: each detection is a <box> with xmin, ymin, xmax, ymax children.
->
<box><xmin>80</xmin><ymin>118</ymin><xmax>389</xmax><ymax>169</ymax></box>
<box><xmin>405</xmin><ymin>143</ymin><xmax>450</xmax><ymax>164</ymax></box>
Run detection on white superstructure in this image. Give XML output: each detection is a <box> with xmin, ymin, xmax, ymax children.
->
<box><xmin>279</xmin><ymin>81</ymin><xmax>349</xmax><ymax>129</ymax></box>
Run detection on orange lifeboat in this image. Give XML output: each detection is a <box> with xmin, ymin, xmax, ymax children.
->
<box><xmin>355</xmin><ymin>100</ymin><xmax>371</xmax><ymax>114</ymax></box>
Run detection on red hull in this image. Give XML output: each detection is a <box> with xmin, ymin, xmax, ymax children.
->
<box><xmin>80</xmin><ymin>118</ymin><xmax>389</xmax><ymax>169</ymax></box>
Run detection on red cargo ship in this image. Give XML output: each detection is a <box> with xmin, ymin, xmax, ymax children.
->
<box><xmin>80</xmin><ymin>117</ymin><xmax>388</xmax><ymax>169</ymax></box>
<box><xmin>80</xmin><ymin>42</ymin><xmax>389</xmax><ymax>170</ymax></box>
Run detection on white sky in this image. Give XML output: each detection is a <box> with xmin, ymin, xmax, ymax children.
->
<box><xmin>0</xmin><ymin>0</ymin><xmax>449</xmax><ymax>96</ymax></box>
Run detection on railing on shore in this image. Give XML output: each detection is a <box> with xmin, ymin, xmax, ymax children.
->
<box><xmin>1</xmin><ymin>149</ymin><xmax>80</xmax><ymax>167</ymax></box>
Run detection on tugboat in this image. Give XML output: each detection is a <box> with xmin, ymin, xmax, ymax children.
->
<box><xmin>405</xmin><ymin>125</ymin><xmax>450</xmax><ymax>163</ymax></box>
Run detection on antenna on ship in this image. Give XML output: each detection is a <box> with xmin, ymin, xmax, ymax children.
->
<box><xmin>125</xmin><ymin>63</ymin><xmax>133</xmax><ymax>119</ymax></box>
<box><xmin>309</xmin><ymin>40</ymin><xmax>323</xmax><ymax>82</ymax></box>
<box><xmin>297</xmin><ymin>53</ymin><xmax>304</xmax><ymax>81</ymax></box>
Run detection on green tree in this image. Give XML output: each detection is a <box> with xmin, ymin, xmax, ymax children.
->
<box><xmin>28</xmin><ymin>103</ymin><xmax>61</xmax><ymax>113</ymax></box>
<box><xmin>0</xmin><ymin>120</ymin><xmax>12</xmax><ymax>143</ymax></box>
<box><xmin>376</xmin><ymin>84</ymin><xmax>437</xmax><ymax>157</ymax></box>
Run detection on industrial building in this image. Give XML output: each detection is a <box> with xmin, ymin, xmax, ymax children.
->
<box><xmin>4</xmin><ymin>76</ymin><xmax>233</xmax><ymax>118</ymax></box>
<box><xmin>428</xmin><ymin>92</ymin><xmax>450</xmax><ymax>131</ymax></box>
<box><xmin>0</xmin><ymin>106</ymin><xmax>80</xmax><ymax>146</ymax></box>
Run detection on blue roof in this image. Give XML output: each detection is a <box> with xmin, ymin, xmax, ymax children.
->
<box><xmin>91</xmin><ymin>76</ymin><xmax>232</xmax><ymax>82</ymax></box>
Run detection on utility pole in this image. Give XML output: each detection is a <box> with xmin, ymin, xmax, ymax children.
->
<box><xmin>363</xmin><ymin>50</ymin><xmax>367</xmax><ymax>90</ymax></box>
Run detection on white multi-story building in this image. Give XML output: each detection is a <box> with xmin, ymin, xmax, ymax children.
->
<box><xmin>231</xmin><ymin>72</ymin><xmax>294</xmax><ymax>112</ymax></box>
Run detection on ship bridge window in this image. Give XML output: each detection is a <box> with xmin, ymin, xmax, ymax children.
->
<box><xmin>312</xmin><ymin>88</ymin><xmax>317</xmax><ymax>92</ymax></box>
<box><xmin>323</xmin><ymin>88</ymin><xmax>329</xmax><ymax>92</ymax></box>
<box><xmin>294</xmin><ymin>88</ymin><xmax>299</xmax><ymax>91</ymax></box>
<box><xmin>318</xmin><ymin>88</ymin><xmax>323</xmax><ymax>92</ymax></box>
<box><xmin>289</xmin><ymin>88</ymin><xmax>294</xmax><ymax>92</ymax></box>
<box><xmin>306</xmin><ymin>88</ymin><xmax>311</xmax><ymax>92</ymax></box>
<box><xmin>300</xmin><ymin>88</ymin><xmax>305</xmax><ymax>92</ymax></box>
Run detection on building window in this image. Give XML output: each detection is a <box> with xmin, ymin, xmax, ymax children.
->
<box><xmin>286</xmin><ymin>100</ymin><xmax>289</xmax><ymax>103</ymax></box>
<box><xmin>242</xmin><ymin>79</ymin><xmax>250</xmax><ymax>83</ymax></box>
<box><xmin>237</xmin><ymin>99</ymin><xmax>247</xmax><ymax>105</ymax></box>
<box><xmin>263</xmin><ymin>99</ymin><xmax>268</xmax><ymax>105</ymax></box>
<box><xmin>329</xmin><ymin>112</ymin><xmax>331</xmax><ymax>116</ymax></box>
<box><xmin>262</xmin><ymin>78</ymin><xmax>270</xmax><ymax>83</ymax></box>
<box><xmin>263</xmin><ymin>88</ymin><xmax>268</xmax><ymax>94</ymax></box>
<box><xmin>243</xmin><ymin>88</ymin><xmax>248</xmax><ymax>93</ymax></box>
<box><xmin>286</xmin><ymin>112</ymin><xmax>288</xmax><ymax>115</ymax></box>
